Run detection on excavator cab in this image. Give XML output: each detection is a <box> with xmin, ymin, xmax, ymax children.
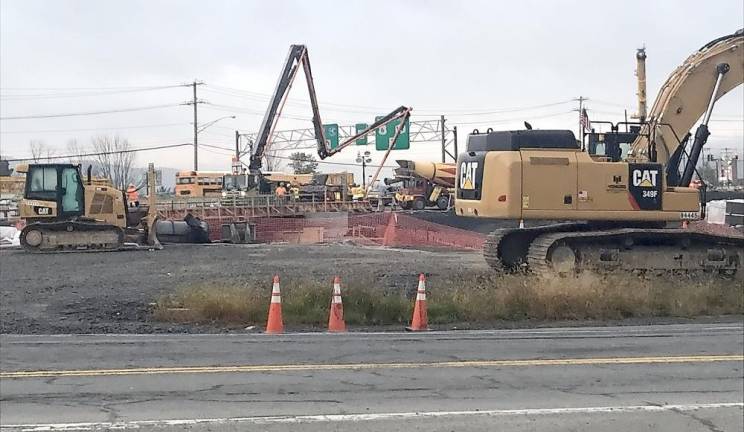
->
<box><xmin>586</xmin><ymin>123</ymin><xmax>642</xmax><ymax>163</ymax></box>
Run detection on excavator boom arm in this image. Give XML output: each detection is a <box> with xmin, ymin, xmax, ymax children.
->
<box><xmin>630</xmin><ymin>30</ymin><xmax>743</xmax><ymax>164</ymax></box>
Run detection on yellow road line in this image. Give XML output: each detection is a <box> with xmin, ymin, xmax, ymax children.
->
<box><xmin>1</xmin><ymin>355</ymin><xmax>741</xmax><ymax>379</ymax></box>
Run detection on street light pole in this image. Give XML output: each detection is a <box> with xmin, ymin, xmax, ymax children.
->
<box><xmin>192</xmin><ymin>115</ymin><xmax>236</xmax><ymax>170</ymax></box>
<box><xmin>356</xmin><ymin>150</ymin><xmax>372</xmax><ymax>188</ymax></box>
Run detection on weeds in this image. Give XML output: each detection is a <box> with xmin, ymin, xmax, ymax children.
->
<box><xmin>154</xmin><ymin>272</ymin><xmax>743</xmax><ymax>327</ymax></box>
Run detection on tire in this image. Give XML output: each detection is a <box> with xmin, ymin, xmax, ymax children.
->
<box><xmin>436</xmin><ymin>196</ymin><xmax>449</xmax><ymax>210</ymax></box>
<box><xmin>412</xmin><ymin>198</ymin><xmax>426</xmax><ymax>211</ymax></box>
<box><xmin>399</xmin><ymin>201</ymin><xmax>412</xmax><ymax>210</ymax></box>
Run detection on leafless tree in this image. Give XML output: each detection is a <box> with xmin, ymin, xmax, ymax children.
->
<box><xmin>29</xmin><ymin>140</ymin><xmax>56</xmax><ymax>162</ymax></box>
<box><xmin>66</xmin><ymin>139</ymin><xmax>86</xmax><ymax>164</ymax></box>
<box><xmin>90</xmin><ymin>135</ymin><xmax>136</xmax><ymax>190</ymax></box>
<box><xmin>264</xmin><ymin>147</ymin><xmax>281</xmax><ymax>171</ymax></box>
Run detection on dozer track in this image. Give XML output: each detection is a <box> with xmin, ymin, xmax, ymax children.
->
<box><xmin>20</xmin><ymin>221</ymin><xmax>125</xmax><ymax>253</ymax></box>
<box><xmin>485</xmin><ymin>224</ymin><xmax>744</xmax><ymax>278</ymax></box>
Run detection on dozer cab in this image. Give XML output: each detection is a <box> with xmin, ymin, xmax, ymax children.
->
<box><xmin>16</xmin><ymin>163</ymin><xmax>160</xmax><ymax>252</ymax></box>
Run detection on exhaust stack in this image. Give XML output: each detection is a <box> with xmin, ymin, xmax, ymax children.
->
<box><xmin>632</xmin><ymin>47</ymin><xmax>647</xmax><ymax>122</ymax></box>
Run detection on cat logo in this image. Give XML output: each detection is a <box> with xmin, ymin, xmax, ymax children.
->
<box><xmin>460</xmin><ymin>161</ymin><xmax>478</xmax><ymax>190</ymax></box>
<box><xmin>632</xmin><ymin>169</ymin><xmax>658</xmax><ymax>188</ymax></box>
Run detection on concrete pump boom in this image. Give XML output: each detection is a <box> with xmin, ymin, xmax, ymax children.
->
<box><xmin>248</xmin><ymin>44</ymin><xmax>411</xmax><ymax>174</ymax></box>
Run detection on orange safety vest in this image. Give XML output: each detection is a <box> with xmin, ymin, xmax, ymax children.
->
<box><xmin>126</xmin><ymin>185</ymin><xmax>139</xmax><ymax>202</ymax></box>
<box><xmin>275</xmin><ymin>186</ymin><xmax>286</xmax><ymax>197</ymax></box>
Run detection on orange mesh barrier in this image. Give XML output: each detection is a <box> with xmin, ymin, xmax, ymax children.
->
<box><xmin>199</xmin><ymin>211</ymin><xmax>484</xmax><ymax>251</ymax></box>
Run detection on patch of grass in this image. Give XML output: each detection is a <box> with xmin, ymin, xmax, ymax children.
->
<box><xmin>153</xmin><ymin>272</ymin><xmax>743</xmax><ymax>327</ymax></box>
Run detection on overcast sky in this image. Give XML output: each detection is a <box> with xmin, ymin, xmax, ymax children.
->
<box><xmin>1</xmin><ymin>0</ymin><xmax>742</xmax><ymax>179</ymax></box>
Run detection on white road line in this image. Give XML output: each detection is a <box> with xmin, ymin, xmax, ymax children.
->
<box><xmin>3</xmin><ymin>403</ymin><xmax>742</xmax><ymax>431</ymax></box>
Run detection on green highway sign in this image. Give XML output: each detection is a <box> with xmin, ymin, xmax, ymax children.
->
<box><xmin>323</xmin><ymin>124</ymin><xmax>339</xmax><ymax>149</ymax></box>
<box><xmin>355</xmin><ymin>123</ymin><xmax>368</xmax><ymax>145</ymax></box>
<box><xmin>375</xmin><ymin>116</ymin><xmax>410</xmax><ymax>150</ymax></box>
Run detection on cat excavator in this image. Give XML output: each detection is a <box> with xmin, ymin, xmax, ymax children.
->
<box><xmin>455</xmin><ymin>30</ymin><xmax>743</xmax><ymax>276</ymax></box>
<box><xmin>15</xmin><ymin>163</ymin><xmax>161</xmax><ymax>252</ymax></box>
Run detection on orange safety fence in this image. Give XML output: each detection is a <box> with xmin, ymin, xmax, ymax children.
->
<box><xmin>200</xmin><ymin>211</ymin><xmax>485</xmax><ymax>251</ymax></box>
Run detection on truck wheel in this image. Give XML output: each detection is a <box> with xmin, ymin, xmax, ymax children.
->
<box><xmin>399</xmin><ymin>201</ymin><xmax>411</xmax><ymax>210</ymax></box>
<box><xmin>413</xmin><ymin>198</ymin><xmax>426</xmax><ymax>211</ymax></box>
<box><xmin>436</xmin><ymin>196</ymin><xmax>449</xmax><ymax>210</ymax></box>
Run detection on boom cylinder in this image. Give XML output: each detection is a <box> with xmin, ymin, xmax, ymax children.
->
<box><xmin>679</xmin><ymin>63</ymin><xmax>730</xmax><ymax>186</ymax></box>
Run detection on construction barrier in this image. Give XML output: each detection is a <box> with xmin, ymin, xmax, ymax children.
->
<box><xmin>327</xmin><ymin>276</ymin><xmax>346</xmax><ymax>332</ymax></box>
<box><xmin>406</xmin><ymin>274</ymin><xmax>429</xmax><ymax>332</ymax></box>
<box><xmin>265</xmin><ymin>273</ymin><xmax>426</xmax><ymax>333</ymax></box>
<box><xmin>199</xmin><ymin>211</ymin><xmax>485</xmax><ymax>251</ymax></box>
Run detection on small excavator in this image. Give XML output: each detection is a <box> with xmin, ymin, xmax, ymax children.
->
<box><xmin>455</xmin><ymin>30</ymin><xmax>744</xmax><ymax>277</ymax></box>
<box><xmin>16</xmin><ymin>163</ymin><xmax>160</xmax><ymax>252</ymax></box>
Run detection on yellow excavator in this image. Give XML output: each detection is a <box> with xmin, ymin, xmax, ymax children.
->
<box><xmin>15</xmin><ymin>163</ymin><xmax>160</xmax><ymax>252</ymax></box>
<box><xmin>455</xmin><ymin>30</ymin><xmax>743</xmax><ymax>276</ymax></box>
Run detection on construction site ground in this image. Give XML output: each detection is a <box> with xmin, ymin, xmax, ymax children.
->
<box><xmin>0</xmin><ymin>243</ymin><xmax>487</xmax><ymax>334</ymax></box>
<box><xmin>2</xmin><ymin>242</ymin><xmax>740</xmax><ymax>335</ymax></box>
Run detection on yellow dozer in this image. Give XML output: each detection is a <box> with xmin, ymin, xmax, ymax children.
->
<box><xmin>15</xmin><ymin>163</ymin><xmax>160</xmax><ymax>252</ymax></box>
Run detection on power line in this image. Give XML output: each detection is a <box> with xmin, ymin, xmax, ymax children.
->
<box><xmin>5</xmin><ymin>142</ymin><xmax>193</xmax><ymax>162</ymax></box>
<box><xmin>200</xmin><ymin>143</ymin><xmax>396</xmax><ymax>168</ymax></box>
<box><xmin>0</xmin><ymin>122</ymin><xmax>189</xmax><ymax>134</ymax></box>
<box><xmin>0</xmin><ymin>84</ymin><xmax>190</xmax><ymax>100</ymax></box>
<box><xmin>207</xmin><ymin>84</ymin><xmax>576</xmax><ymax>116</ymax></box>
<box><xmin>589</xmin><ymin>98</ymin><xmax>631</xmax><ymax>109</ymax></box>
<box><xmin>420</xmin><ymin>100</ymin><xmax>575</xmax><ymax>116</ymax></box>
<box><xmin>0</xmin><ymin>103</ymin><xmax>185</xmax><ymax>120</ymax></box>
<box><xmin>453</xmin><ymin>110</ymin><xmax>575</xmax><ymax>126</ymax></box>
<box><xmin>1</xmin><ymin>84</ymin><xmax>191</xmax><ymax>91</ymax></box>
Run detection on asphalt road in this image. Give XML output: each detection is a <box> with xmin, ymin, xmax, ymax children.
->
<box><xmin>1</xmin><ymin>323</ymin><xmax>742</xmax><ymax>431</ymax></box>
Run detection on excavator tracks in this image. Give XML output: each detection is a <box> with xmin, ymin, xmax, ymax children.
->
<box><xmin>529</xmin><ymin>228</ymin><xmax>744</xmax><ymax>277</ymax></box>
<box><xmin>483</xmin><ymin>223</ymin><xmax>590</xmax><ymax>272</ymax></box>
<box><xmin>20</xmin><ymin>221</ymin><xmax>125</xmax><ymax>253</ymax></box>
<box><xmin>485</xmin><ymin>224</ymin><xmax>744</xmax><ymax>278</ymax></box>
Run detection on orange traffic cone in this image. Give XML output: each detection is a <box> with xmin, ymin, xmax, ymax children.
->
<box><xmin>406</xmin><ymin>274</ymin><xmax>429</xmax><ymax>331</ymax></box>
<box><xmin>266</xmin><ymin>275</ymin><xmax>284</xmax><ymax>334</ymax></box>
<box><xmin>328</xmin><ymin>276</ymin><xmax>346</xmax><ymax>332</ymax></box>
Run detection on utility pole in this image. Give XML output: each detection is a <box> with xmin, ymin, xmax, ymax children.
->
<box><xmin>184</xmin><ymin>80</ymin><xmax>205</xmax><ymax>171</ymax></box>
<box><xmin>453</xmin><ymin>126</ymin><xmax>458</xmax><ymax>159</ymax></box>
<box><xmin>440</xmin><ymin>115</ymin><xmax>446</xmax><ymax>163</ymax></box>
<box><xmin>578</xmin><ymin>96</ymin><xmax>584</xmax><ymax>149</ymax></box>
<box><xmin>235</xmin><ymin>130</ymin><xmax>240</xmax><ymax>162</ymax></box>
<box><xmin>192</xmin><ymin>81</ymin><xmax>198</xmax><ymax>171</ymax></box>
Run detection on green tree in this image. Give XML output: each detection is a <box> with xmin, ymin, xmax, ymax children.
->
<box><xmin>289</xmin><ymin>152</ymin><xmax>319</xmax><ymax>174</ymax></box>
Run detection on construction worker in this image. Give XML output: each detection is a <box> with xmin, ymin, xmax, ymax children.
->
<box><xmin>290</xmin><ymin>184</ymin><xmax>300</xmax><ymax>201</ymax></box>
<box><xmin>352</xmin><ymin>184</ymin><xmax>365</xmax><ymax>201</ymax></box>
<box><xmin>126</xmin><ymin>184</ymin><xmax>139</xmax><ymax>207</ymax></box>
<box><xmin>275</xmin><ymin>182</ymin><xmax>287</xmax><ymax>204</ymax></box>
